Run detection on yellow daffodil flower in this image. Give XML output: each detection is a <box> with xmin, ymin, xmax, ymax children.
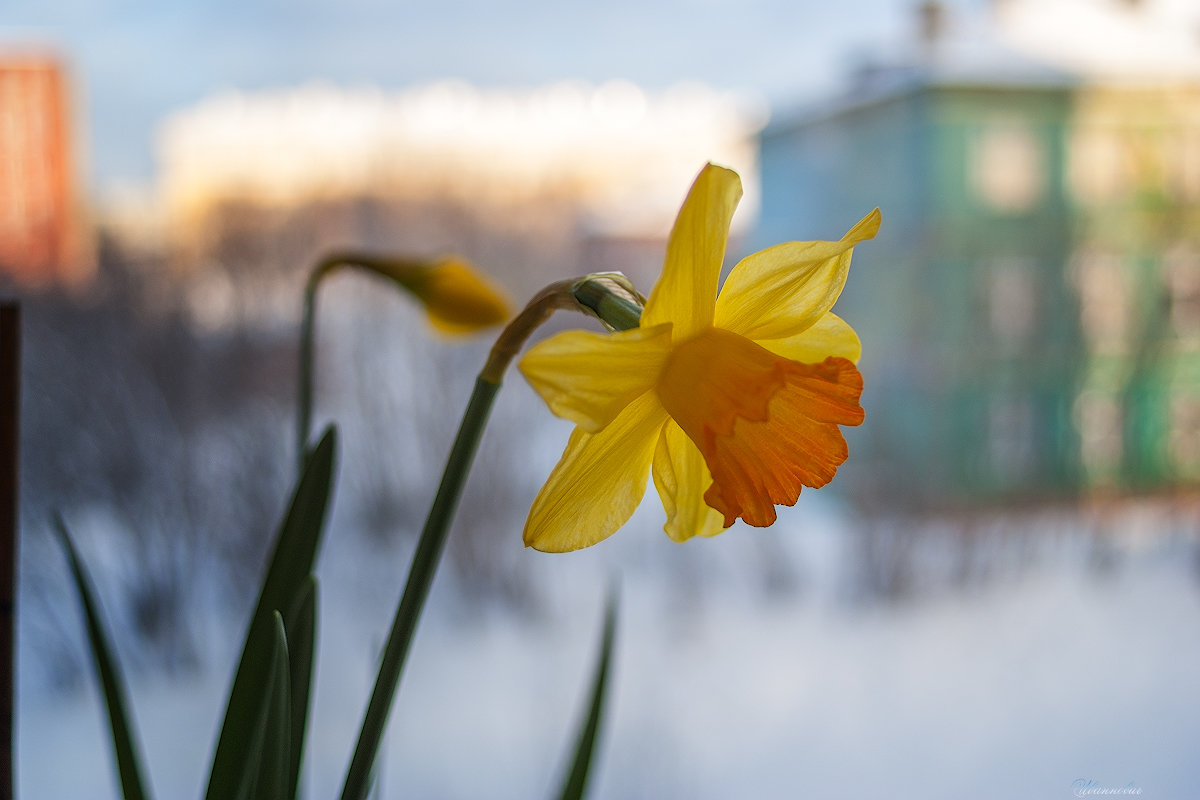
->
<box><xmin>520</xmin><ymin>163</ymin><xmax>880</xmax><ymax>552</ymax></box>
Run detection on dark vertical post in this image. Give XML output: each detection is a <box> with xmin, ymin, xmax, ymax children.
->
<box><xmin>0</xmin><ymin>302</ymin><xmax>19</xmax><ymax>800</ymax></box>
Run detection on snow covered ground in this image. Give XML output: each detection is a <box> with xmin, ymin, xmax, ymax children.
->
<box><xmin>19</xmin><ymin>279</ymin><xmax>1200</xmax><ymax>798</ymax></box>
<box><xmin>19</xmin><ymin>493</ymin><xmax>1200</xmax><ymax>800</ymax></box>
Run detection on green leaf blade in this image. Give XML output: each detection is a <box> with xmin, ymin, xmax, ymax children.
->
<box><xmin>205</xmin><ymin>426</ymin><xmax>337</xmax><ymax>800</ymax></box>
<box><xmin>284</xmin><ymin>576</ymin><xmax>318</xmax><ymax>800</ymax></box>
<box><xmin>255</xmin><ymin>612</ymin><xmax>293</xmax><ymax>800</ymax></box>
<box><xmin>54</xmin><ymin>515</ymin><xmax>153</xmax><ymax>800</ymax></box>
<box><xmin>555</xmin><ymin>587</ymin><xmax>619</xmax><ymax>800</ymax></box>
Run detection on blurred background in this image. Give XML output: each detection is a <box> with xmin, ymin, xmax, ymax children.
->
<box><xmin>4</xmin><ymin>0</ymin><xmax>1200</xmax><ymax>797</ymax></box>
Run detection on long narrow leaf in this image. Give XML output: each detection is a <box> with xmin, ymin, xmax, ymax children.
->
<box><xmin>206</xmin><ymin>427</ymin><xmax>337</xmax><ymax>800</ymax></box>
<box><xmin>54</xmin><ymin>514</ymin><xmax>152</xmax><ymax>800</ymax></box>
<box><xmin>255</xmin><ymin>612</ymin><xmax>292</xmax><ymax>800</ymax></box>
<box><xmin>283</xmin><ymin>576</ymin><xmax>317</xmax><ymax>800</ymax></box>
<box><xmin>555</xmin><ymin>588</ymin><xmax>619</xmax><ymax>800</ymax></box>
<box><xmin>214</xmin><ymin>613</ymin><xmax>279</xmax><ymax>800</ymax></box>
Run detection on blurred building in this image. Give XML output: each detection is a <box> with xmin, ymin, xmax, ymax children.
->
<box><xmin>0</xmin><ymin>53</ymin><xmax>92</xmax><ymax>287</ymax></box>
<box><xmin>154</xmin><ymin>81</ymin><xmax>763</xmax><ymax>330</ymax></box>
<box><xmin>759</xmin><ymin>0</ymin><xmax>1200</xmax><ymax>508</ymax></box>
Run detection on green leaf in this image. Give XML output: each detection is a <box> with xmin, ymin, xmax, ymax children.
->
<box><xmin>283</xmin><ymin>576</ymin><xmax>317</xmax><ymax>800</ymax></box>
<box><xmin>215</xmin><ymin>613</ymin><xmax>275</xmax><ymax>800</ymax></box>
<box><xmin>206</xmin><ymin>427</ymin><xmax>337</xmax><ymax>800</ymax></box>
<box><xmin>255</xmin><ymin>612</ymin><xmax>293</xmax><ymax>800</ymax></box>
<box><xmin>54</xmin><ymin>514</ymin><xmax>153</xmax><ymax>800</ymax></box>
<box><xmin>555</xmin><ymin>587</ymin><xmax>619</xmax><ymax>800</ymax></box>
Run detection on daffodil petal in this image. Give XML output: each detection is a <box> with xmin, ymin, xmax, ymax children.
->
<box><xmin>642</xmin><ymin>163</ymin><xmax>743</xmax><ymax>340</ymax></box>
<box><xmin>524</xmin><ymin>391</ymin><xmax>668</xmax><ymax>552</ymax></box>
<box><xmin>652</xmin><ymin>420</ymin><xmax>727</xmax><ymax>542</ymax></box>
<box><xmin>714</xmin><ymin>208</ymin><xmax>880</xmax><ymax>341</ymax></box>
<box><xmin>519</xmin><ymin>324</ymin><xmax>673</xmax><ymax>433</ymax></box>
<box><xmin>755</xmin><ymin>312</ymin><xmax>862</xmax><ymax>365</ymax></box>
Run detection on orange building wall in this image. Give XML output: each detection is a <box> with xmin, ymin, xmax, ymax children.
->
<box><xmin>0</xmin><ymin>56</ymin><xmax>91</xmax><ymax>287</ymax></box>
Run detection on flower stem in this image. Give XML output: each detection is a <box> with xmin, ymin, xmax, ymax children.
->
<box><xmin>338</xmin><ymin>274</ymin><xmax>644</xmax><ymax>800</ymax></box>
<box><xmin>338</xmin><ymin>374</ymin><xmax>498</xmax><ymax>800</ymax></box>
<box><xmin>296</xmin><ymin>253</ymin><xmax>433</xmax><ymax>470</ymax></box>
<box><xmin>297</xmin><ymin>266</ymin><xmax>324</xmax><ymax>470</ymax></box>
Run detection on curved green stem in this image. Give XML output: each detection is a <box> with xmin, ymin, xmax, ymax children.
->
<box><xmin>338</xmin><ymin>275</ymin><xmax>642</xmax><ymax>800</ymax></box>
<box><xmin>296</xmin><ymin>254</ymin><xmax>431</xmax><ymax>470</ymax></box>
<box><xmin>337</xmin><ymin>375</ymin><xmax>497</xmax><ymax>800</ymax></box>
<box><xmin>297</xmin><ymin>267</ymin><xmax>323</xmax><ymax>470</ymax></box>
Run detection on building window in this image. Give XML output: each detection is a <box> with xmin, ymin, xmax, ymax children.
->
<box><xmin>1166</xmin><ymin>130</ymin><xmax>1200</xmax><ymax>202</ymax></box>
<box><xmin>986</xmin><ymin>257</ymin><xmax>1037</xmax><ymax>345</ymax></box>
<box><xmin>1168</xmin><ymin>395</ymin><xmax>1200</xmax><ymax>476</ymax></box>
<box><xmin>987</xmin><ymin>395</ymin><xmax>1035</xmax><ymax>481</ymax></box>
<box><xmin>971</xmin><ymin>120</ymin><xmax>1044</xmax><ymax>212</ymax></box>
<box><xmin>1069</xmin><ymin>127</ymin><xmax>1130</xmax><ymax>205</ymax></box>
<box><xmin>1070</xmin><ymin>248</ymin><xmax>1130</xmax><ymax>352</ymax></box>
<box><xmin>1074</xmin><ymin>390</ymin><xmax>1123</xmax><ymax>480</ymax></box>
<box><xmin>1164</xmin><ymin>243</ymin><xmax>1200</xmax><ymax>339</ymax></box>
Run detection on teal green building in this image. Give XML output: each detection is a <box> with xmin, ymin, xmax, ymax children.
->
<box><xmin>759</xmin><ymin>59</ymin><xmax>1200</xmax><ymax>510</ymax></box>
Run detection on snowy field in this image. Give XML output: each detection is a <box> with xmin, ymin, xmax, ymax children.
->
<box><xmin>19</xmin><ymin>282</ymin><xmax>1200</xmax><ymax>799</ymax></box>
<box><xmin>19</xmin><ymin>492</ymin><xmax>1200</xmax><ymax>800</ymax></box>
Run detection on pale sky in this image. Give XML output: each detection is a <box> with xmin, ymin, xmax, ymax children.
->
<box><xmin>6</xmin><ymin>0</ymin><xmax>1200</xmax><ymax>199</ymax></box>
<box><xmin>2</xmin><ymin>0</ymin><xmax>979</xmax><ymax>196</ymax></box>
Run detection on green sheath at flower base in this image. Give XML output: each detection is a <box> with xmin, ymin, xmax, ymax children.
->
<box><xmin>571</xmin><ymin>273</ymin><xmax>645</xmax><ymax>333</ymax></box>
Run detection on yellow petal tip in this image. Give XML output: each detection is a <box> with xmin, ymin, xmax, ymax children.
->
<box><xmin>845</xmin><ymin>208</ymin><xmax>882</xmax><ymax>244</ymax></box>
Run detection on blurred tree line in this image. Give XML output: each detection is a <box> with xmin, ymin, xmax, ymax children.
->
<box><xmin>12</xmin><ymin>192</ymin><xmax>600</xmax><ymax>693</ymax></box>
<box><xmin>16</xmin><ymin>231</ymin><xmax>294</xmax><ymax>689</ymax></box>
